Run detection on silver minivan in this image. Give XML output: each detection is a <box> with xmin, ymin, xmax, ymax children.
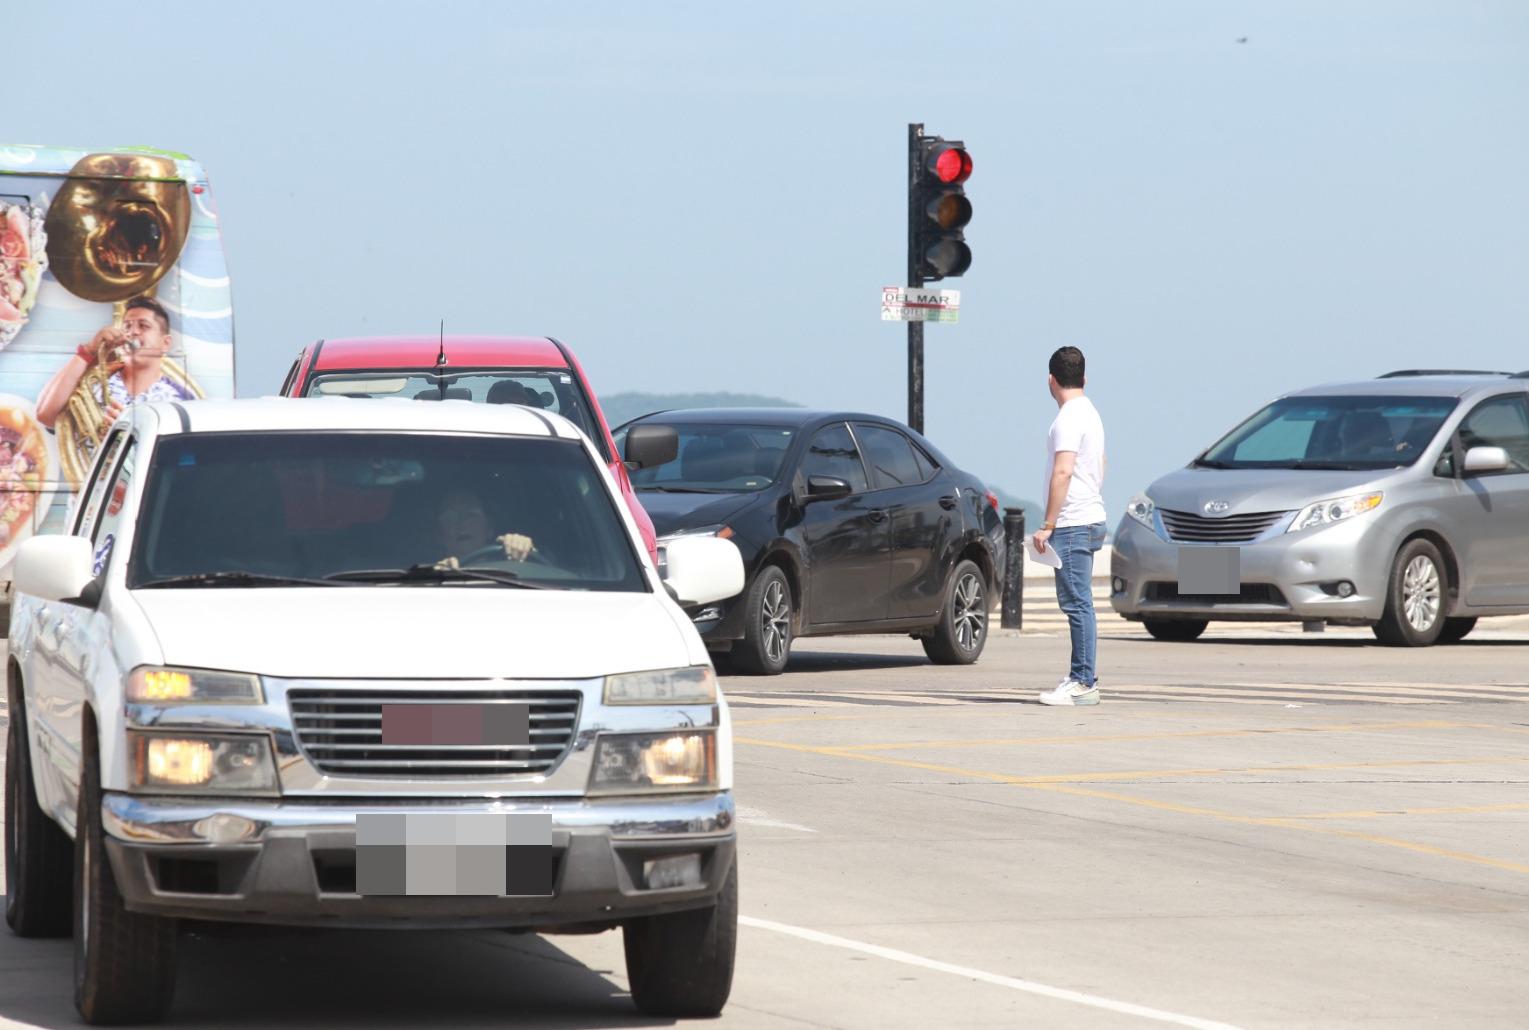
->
<box><xmin>1111</xmin><ymin>370</ymin><xmax>1529</xmax><ymax>645</ymax></box>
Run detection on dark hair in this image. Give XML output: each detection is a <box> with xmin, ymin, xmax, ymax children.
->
<box><xmin>124</xmin><ymin>295</ymin><xmax>171</xmax><ymax>333</ymax></box>
<box><xmin>1049</xmin><ymin>346</ymin><xmax>1085</xmax><ymax>389</ymax></box>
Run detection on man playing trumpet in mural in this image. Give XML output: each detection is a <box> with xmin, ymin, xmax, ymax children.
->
<box><xmin>35</xmin><ymin>295</ymin><xmax>202</xmax><ymax>482</ymax></box>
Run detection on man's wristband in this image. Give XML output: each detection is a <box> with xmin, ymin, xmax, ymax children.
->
<box><xmin>1041</xmin><ymin>521</ymin><xmax>1056</xmax><ymax>531</ymax></box>
<box><xmin>76</xmin><ymin>344</ymin><xmax>97</xmax><ymax>365</ymax></box>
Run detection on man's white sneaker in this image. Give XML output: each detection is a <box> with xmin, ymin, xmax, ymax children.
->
<box><xmin>1038</xmin><ymin>680</ymin><xmax>1101</xmax><ymax>706</ymax></box>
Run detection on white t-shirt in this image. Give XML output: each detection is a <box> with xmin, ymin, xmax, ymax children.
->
<box><xmin>1043</xmin><ymin>395</ymin><xmax>1107</xmax><ymax>528</ymax></box>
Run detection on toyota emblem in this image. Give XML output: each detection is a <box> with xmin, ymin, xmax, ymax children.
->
<box><xmin>1203</xmin><ymin>500</ymin><xmax>1231</xmax><ymax>515</ymax></box>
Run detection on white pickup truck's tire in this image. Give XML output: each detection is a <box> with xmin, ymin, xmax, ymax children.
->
<box><xmin>74</xmin><ymin>739</ymin><xmax>178</xmax><ymax>1025</ymax></box>
<box><xmin>623</xmin><ymin>856</ymin><xmax>737</xmax><ymax>1017</ymax></box>
<box><xmin>4</xmin><ymin>685</ymin><xmax>74</xmax><ymax>937</ymax></box>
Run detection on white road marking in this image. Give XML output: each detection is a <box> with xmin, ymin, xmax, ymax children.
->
<box><xmin>735</xmin><ymin>805</ymin><xmax>818</xmax><ymax>833</ymax></box>
<box><xmin>740</xmin><ymin>915</ymin><xmax>1244</xmax><ymax>1029</ymax></box>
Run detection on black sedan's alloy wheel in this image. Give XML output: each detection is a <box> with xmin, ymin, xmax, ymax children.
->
<box><xmin>4</xmin><ymin>685</ymin><xmax>73</xmax><ymax>937</ymax></box>
<box><xmin>923</xmin><ymin>559</ymin><xmax>988</xmax><ymax>665</ymax></box>
<box><xmin>731</xmin><ymin>565</ymin><xmax>793</xmax><ymax>675</ymax></box>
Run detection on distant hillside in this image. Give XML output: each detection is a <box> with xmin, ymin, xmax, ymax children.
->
<box><xmin>600</xmin><ymin>391</ymin><xmax>801</xmax><ymax>428</ymax></box>
<box><xmin>990</xmin><ymin>488</ymin><xmax>1044</xmax><ymax>529</ymax></box>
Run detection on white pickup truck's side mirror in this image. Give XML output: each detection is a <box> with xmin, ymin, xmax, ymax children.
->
<box><xmin>663</xmin><ymin>536</ymin><xmax>745</xmax><ymax>607</ymax></box>
<box><xmin>13</xmin><ymin>536</ymin><xmax>98</xmax><ymax>605</ymax></box>
<box><xmin>1463</xmin><ymin>445</ymin><xmax>1511</xmax><ymax>474</ymax></box>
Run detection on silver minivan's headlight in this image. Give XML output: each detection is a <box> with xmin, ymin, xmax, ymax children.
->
<box><xmin>1287</xmin><ymin>492</ymin><xmax>1384</xmax><ymax>533</ymax></box>
<box><xmin>1125</xmin><ymin>493</ymin><xmax>1156</xmax><ymax>527</ymax></box>
<box><xmin>604</xmin><ymin>665</ymin><xmax>717</xmax><ymax>705</ymax></box>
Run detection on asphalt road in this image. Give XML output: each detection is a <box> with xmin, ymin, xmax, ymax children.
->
<box><xmin>4</xmin><ymin>612</ymin><xmax>1528</xmax><ymax>1029</ymax></box>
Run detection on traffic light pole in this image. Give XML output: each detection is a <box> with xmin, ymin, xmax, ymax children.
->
<box><xmin>906</xmin><ymin>121</ymin><xmax>924</xmax><ymax>434</ymax></box>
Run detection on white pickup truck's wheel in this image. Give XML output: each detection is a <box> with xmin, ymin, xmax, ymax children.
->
<box><xmin>623</xmin><ymin>856</ymin><xmax>737</xmax><ymax>1016</ymax></box>
<box><xmin>74</xmin><ymin>740</ymin><xmax>178</xmax><ymax>1025</ymax></box>
<box><xmin>4</xmin><ymin>684</ymin><xmax>73</xmax><ymax>937</ymax></box>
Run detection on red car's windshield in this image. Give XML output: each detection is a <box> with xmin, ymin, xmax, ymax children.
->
<box><xmin>304</xmin><ymin>369</ymin><xmax>608</xmax><ymax>459</ymax></box>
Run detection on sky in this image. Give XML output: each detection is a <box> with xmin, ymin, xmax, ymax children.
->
<box><xmin>14</xmin><ymin>0</ymin><xmax>1529</xmax><ymax>517</ymax></box>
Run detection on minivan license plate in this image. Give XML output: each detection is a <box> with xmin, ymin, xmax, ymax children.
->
<box><xmin>1177</xmin><ymin>547</ymin><xmax>1240</xmax><ymax>595</ymax></box>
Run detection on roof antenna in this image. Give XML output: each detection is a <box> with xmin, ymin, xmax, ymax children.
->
<box><xmin>435</xmin><ymin>320</ymin><xmax>448</xmax><ymax>398</ymax></box>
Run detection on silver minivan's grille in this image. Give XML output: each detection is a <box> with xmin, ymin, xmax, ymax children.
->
<box><xmin>1158</xmin><ymin>509</ymin><xmax>1289</xmax><ymax>543</ymax></box>
<box><xmin>288</xmin><ymin>689</ymin><xmax>581</xmax><ymax>778</ymax></box>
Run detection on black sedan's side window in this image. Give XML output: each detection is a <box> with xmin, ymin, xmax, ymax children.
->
<box><xmin>853</xmin><ymin>424</ymin><xmax>925</xmax><ymax>490</ymax></box>
<box><xmin>800</xmin><ymin>423</ymin><xmax>869</xmax><ymax>493</ymax></box>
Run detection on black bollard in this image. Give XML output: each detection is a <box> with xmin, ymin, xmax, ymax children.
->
<box><xmin>1001</xmin><ymin>508</ymin><xmax>1025</xmax><ymax>629</ymax></box>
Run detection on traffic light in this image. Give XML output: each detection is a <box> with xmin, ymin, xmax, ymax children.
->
<box><xmin>910</xmin><ymin>136</ymin><xmax>972</xmax><ymax>281</ymax></box>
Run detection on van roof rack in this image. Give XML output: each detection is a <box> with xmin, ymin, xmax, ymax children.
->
<box><xmin>1377</xmin><ymin>369</ymin><xmax>1511</xmax><ymax>378</ymax></box>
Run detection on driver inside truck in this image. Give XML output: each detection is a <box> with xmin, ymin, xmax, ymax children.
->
<box><xmin>432</xmin><ymin>488</ymin><xmax>536</xmax><ymax>566</ymax></box>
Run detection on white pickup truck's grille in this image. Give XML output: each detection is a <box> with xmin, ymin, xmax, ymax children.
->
<box><xmin>287</xmin><ymin>689</ymin><xmax>581</xmax><ymax>778</ymax></box>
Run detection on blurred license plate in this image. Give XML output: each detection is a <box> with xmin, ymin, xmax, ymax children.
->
<box><xmin>356</xmin><ymin>812</ymin><xmax>553</xmax><ymax>897</ymax></box>
<box><xmin>1177</xmin><ymin>547</ymin><xmax>1240</xmax><ymax>595</ymax></box>
<box><xmin>380</xmin><ymin>703</ymin><xmax>528</xmax><ymax>746</ymax></box>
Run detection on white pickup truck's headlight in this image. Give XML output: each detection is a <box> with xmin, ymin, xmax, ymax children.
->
<box><xmin>128</xmin><ymin>731</ymin><xmax>278</xmax><ymax>795</ymax></box>
<box><xmin>1125</xmin><ymin>492</ymin><xmax>1156</xmax><ymax>528</ymax></box>
<box><xmin>1287</xmin><ymin>492</ymin><xmax>1384</xmax><ymax>533</ymax></box>
<box><xmin>589</xmin><ymin>731</ymin><xmax>717</xmax><ymax>793</ymax></box>
<box><xmin>126</xmin><ymin>666</ymin><xmax>263</xmax><ymax>705</ymax></box>
<box><xmin>603</xmin><ymin>665</ymin><xmax>717</xmax><ymax>705</ymax></box>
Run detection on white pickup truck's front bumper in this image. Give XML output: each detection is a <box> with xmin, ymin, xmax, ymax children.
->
<box><xmin>101</xmin><ymin>791</ymin><xmax>734</xmax><ymax>929</ymax></box>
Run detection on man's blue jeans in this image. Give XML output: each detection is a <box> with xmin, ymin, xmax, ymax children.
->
<box><xmin>1051</xmin><ymin>522</ymin><xmax>1108</xmax><ymax>687</ymax></box>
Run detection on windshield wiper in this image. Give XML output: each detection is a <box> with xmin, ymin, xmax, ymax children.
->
<box><xmin>324</xmin><ymin>564</ymin><xmax>546</xmax><ymax>589</ymax></box>
<box><xmin>636</xmin><ymin>485</ymin><xmax>737</xmax><ymax>494</ymax></box>
<box><xmin>1192</xmin><ymin>458</ymin><xmax>1233</xmax><ymax>469</ymax></box>
<box><xmin>137</xmin><ymin>571</ymin><xmax>352</xmax><ymax>589</ymax></box>
<box><xmin>1290</xmin><ymin>461</ymin><xmax>1391</xmax><ymax>471</ymax></box>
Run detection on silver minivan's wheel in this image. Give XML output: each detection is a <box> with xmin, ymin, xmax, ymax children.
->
<box><xmin>922</xmin><ymin>559</ymin><xmax>988</xmax><ymax>665</ymax></box>
<box><xmin>5</xmin><ymin>683</ymin><xmax>74</xmax><ymax>937</ymax></box>
<box><xmin>623</xmin><ymin>857</ymin><xmax>737</xmax><ymax>1017</ymax></box>
<box><xmin>1373</xmin><ymin>539</ymin><xmax>1446</xmax><ymax>646</ymax></box>
<box><xmin>74</xmin><ymin>738</ymin><xmax>177</xmax><ymax>1024</ymax></box>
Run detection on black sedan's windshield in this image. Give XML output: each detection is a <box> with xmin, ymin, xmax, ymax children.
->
<box><xmin>1197</xmin><ymin>396</ymin><xmax>1458</xmax><ymax>470</ymax></box>
<box><xmin>623</xmin><ymin>424</ymin><xmax>795</xmax><ymax>493</ymax></box>
<box><xmin>130</xmin><ymin>433</ymin><xmax>645</xmax><ymax>591</ymax></box>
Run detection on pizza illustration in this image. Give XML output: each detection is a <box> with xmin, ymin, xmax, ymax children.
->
<box><xmin>0</xmin><ymin>202</ymin><xmax>48</xmax><ymax>351</ymax></box>
<box><xmin>0</xmin><ymin>398</ymin><xmax>60</xmax><ymax>572</ymax></box>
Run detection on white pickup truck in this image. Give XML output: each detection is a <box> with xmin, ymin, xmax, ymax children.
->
<box><xmin>4</xmin><ymin>397</ymin><xmax>744</xmax><ymax>1023</ymax></box>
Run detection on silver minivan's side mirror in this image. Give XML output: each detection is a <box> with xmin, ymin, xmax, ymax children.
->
<box><xmin>1463</xmin><ymin>446</ymin><xmax>1511</xmax><ymax>474</ymax></box>
<box><xmin>662</xmin><ymin>536</ymin><xmax>744</xmax><ymax>607</ymax></box>
<box><xmin>13</xmin><ymin>536</ymin><xmax>98</xmax><ymax>606</ymax></box>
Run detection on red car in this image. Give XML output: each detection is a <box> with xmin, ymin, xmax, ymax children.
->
<box><xmin>277</xmin><ymin>335</ymin><xmax>666</xmax><ymax>560</ymax></box>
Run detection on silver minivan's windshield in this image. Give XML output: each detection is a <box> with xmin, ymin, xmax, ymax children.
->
<box><xmin>129</xmin><ymin>433</ymin><xmax>646</xmax><ymax>591</ymax></box>
<box><xmin>1197</xmin><ymin>396</ymin><xmax>1459</xmax><ymax>470</ymax></box>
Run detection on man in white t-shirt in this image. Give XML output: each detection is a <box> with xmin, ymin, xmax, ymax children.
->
<box><xmin>1032</xmin><ymin>346</ymin><xmax>1108</xmax><ymax>706</ymax></box>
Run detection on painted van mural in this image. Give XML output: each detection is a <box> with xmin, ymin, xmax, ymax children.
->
<box><xmin>0</xmin><ymin>144</ymin><xmax>233</xmax><ymax>588</ymax></box>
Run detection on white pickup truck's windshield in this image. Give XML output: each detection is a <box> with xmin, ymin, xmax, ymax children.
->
<box><xmin>1197</xmin><ymin>396</ymin><xmax>1458</xmax><ymax>471</ymax></box>
<box><xmin>128</xmin><ymin>433</ymin><xmax>646</xmax><ymax>592</ymax></box>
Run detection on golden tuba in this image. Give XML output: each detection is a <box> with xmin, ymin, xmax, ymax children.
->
<box><xmin>43</xmin><ymin>153</ymin><xmax>198</xmax><ymax>485</ymax></box>
<box><xmin>43</xmin><ymin>153</ymin><xmax>190</xmax><ymax>302</ymax></box>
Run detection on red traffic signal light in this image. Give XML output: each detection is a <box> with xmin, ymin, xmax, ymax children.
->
<box><xmin>911</xmin><ymin>135</ymin><xmax>973</xmax><ymax>281</ymax></box>
<box><xmin>927</xmin><ymin>144</ymin><xmax>972</xmax><ymax>185</ymax></box>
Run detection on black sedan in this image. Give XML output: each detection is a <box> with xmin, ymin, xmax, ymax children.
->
<box><xmin>614</xmin><ymin>409</ymin><xmax>1006</xmax><ymax>675</ymax></box>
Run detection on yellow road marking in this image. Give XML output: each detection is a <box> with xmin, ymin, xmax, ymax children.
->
<box><xmin>1284</xmin><ymin>801</ymin><xmax>1529</xmax><ymax>820</ymax></box>
<box><xmin>733</xmin><ymin>737</ymin><xmax>1529</xmax><ymax>876</ymax></box>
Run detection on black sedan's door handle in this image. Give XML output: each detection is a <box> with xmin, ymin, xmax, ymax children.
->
<box><xmin>938</xmin><ymin>494</ymin><xmax>958</xmax><ymax>510</ymax></box>
<box><xmin>866</xmin><ymin>509</ymin><xmax>889</xmax><ymax>523</ymax></box>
